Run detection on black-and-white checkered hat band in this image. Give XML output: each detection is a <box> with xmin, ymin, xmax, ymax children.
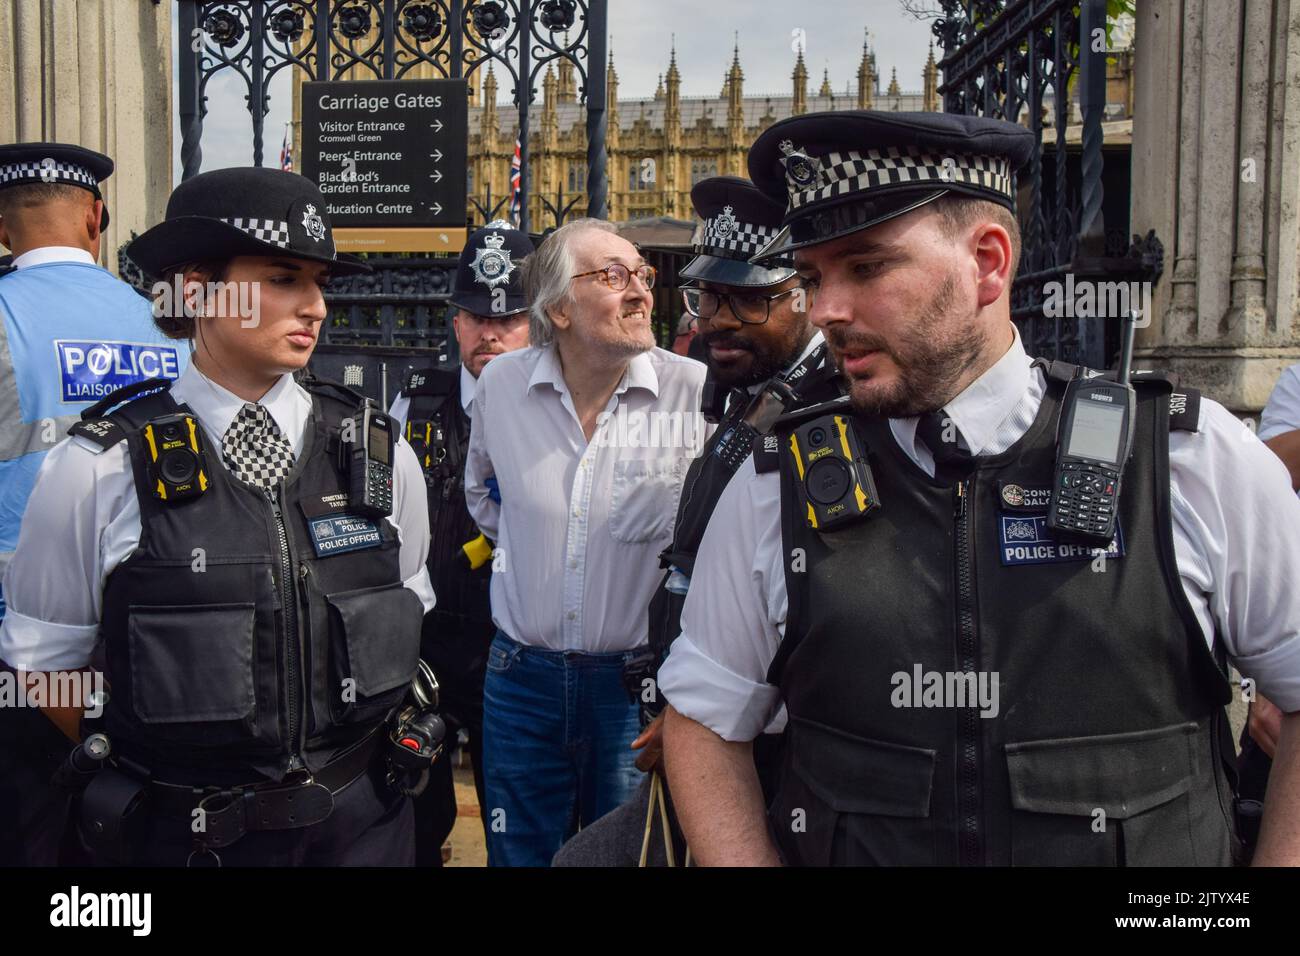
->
<box><xmin>698</xmin><ymin>215</ymin><xmax>782</xmax><ymax>261</ymax></box>
<box><xmin>787</xmin><ymin>146</ymin><xmax>1012</xmax><ymax>210</ymax></box>
<box><xmin>221</xmin><ymin>218</ymin><xmax>290</xmax><ymax>248</ymax></box>
<box><xmin>0</xmin><ymin>160</ymin><xmax>98</xmax><ymax>189</ymax></box>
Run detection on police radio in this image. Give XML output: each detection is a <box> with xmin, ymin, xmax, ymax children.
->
<box><xmin>143</xmin><ymin>413</ymin><xmax>209</xmax><ymax>502</ymax></box>
<box><xmin>342</xmin><ymin>402</ymin><xmax>394</xmax><ymax>519</ymax></box>
<box><xmin>788</xmin><ymin>406</ymin><xmax>880</xmax><ymax>530</ymax></box>
<box><xmin>1047</xmin><ymin>313</ymin><xmax>1138</xmax><ymax>547</ymax></box>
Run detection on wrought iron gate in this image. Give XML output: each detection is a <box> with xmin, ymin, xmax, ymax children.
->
<box><xmin>934</xmin><ymin>0</ymin><xmax>1160</xmax><ymax>368</ymax></box>
<box><xmin>171</xmin><ymin>0</ymin><xmax>608</xmax><ymax>370</ymax></box>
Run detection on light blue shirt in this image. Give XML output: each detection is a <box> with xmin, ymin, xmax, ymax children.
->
<box><xmin>0</xmin><ymin>249</ymin><xmax>189</xmax><ymax>621</ymax></box>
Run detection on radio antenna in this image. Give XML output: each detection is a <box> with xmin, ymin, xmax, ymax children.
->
<box><xmin>1116</xmin><ymin>310</ymin><xmax>1137</xmax><ymax>387</ymax></box>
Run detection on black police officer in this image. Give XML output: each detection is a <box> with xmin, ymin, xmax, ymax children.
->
<box><xmin>660</xmin><ymin>110</ymin><xmax>1300</xmax><ymax>866</ymax></box>
<box><xmin>389</xmin><ymin>220</ymin><xmax>534</xmax><ymax>864</ymax></box>
<box><xmin>3</xmin><ymin>167</ymin><xmax>436</xmax><ymax>865</ymax></box>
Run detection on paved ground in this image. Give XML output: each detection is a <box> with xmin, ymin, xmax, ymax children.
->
<box><xmin>442</xmin><ymin>754</ymin><xmax>488</xmax><ymax>867</ymax></box>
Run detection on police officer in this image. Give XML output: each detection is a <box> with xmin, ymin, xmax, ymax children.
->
<box><xmin>659</xmin><ymin>110</ymin><xmax>1300</xmax><ymax>866</ymax></box>
<box><xmin>388</xmin><ymin>220</ymin><xmax>534</xmax><ymax>864</ymax></box>
<box><xmin>0</xmin><ymin>142</ymin><xmax>189</xmax><ymax>865</ymax></box>
<box><xmin>0</xmin><ymin>167</ymin><xmax>435</xmax><ymax>866</ymax></box>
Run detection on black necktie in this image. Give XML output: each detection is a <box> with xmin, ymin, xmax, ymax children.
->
<box><xmin>915</xmin><ymin>409</ymin><xmax>974</xmax><ymax>483</ymax></box>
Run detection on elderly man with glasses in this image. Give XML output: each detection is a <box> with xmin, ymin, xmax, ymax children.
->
<box><xmin>463</xmin><ymin>217</ymin><xmax>711</xmax><ymax>866</ymax></box>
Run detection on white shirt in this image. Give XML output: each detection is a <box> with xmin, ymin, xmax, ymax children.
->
<box><xmin>11</xmin><ymin>246</ymin><xmax>95</xmax><ymax>269</ymax></box>
<box><xmin>1258</xmin><ymin>363</ymin><xmax>1300</xmax><ymax>443</ymax></box>
<box><xmin>658</xmin><ymin>327</ymin><xmax>1300</xmax><ymax>740</ymax></box>
<box><xmin>0</xmin><ymin>362</ymin><xmax>435</xmax><ymax>671</ymax></box>
<box><xmin>388</xmin><ymin>362</ymin><xmax>476</xmax><ymax>428</ymax></box>
<box><xmin>465</xmin><ymin>344</ymin><xmax>710</xmax><ymax>652</ymax></box>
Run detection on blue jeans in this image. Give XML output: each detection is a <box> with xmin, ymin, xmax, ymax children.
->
<box><xmin>482</xmin><ymin>631</ymin><xmax>642</xmax><ymax>866</ymax></box>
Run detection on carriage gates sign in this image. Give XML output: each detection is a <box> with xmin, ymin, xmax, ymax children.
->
<box><xmin>301</xmin><ymin>78</ymin><xmax>468</xmax><ymax>253</ymax></box>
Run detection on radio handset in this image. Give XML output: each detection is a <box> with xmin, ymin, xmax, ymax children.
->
<box><xmin>342</xmin><ymin>402</ymin><xmax>395</xmax><ymax>519</ymax></box>
<box><xmin>1046</xmin><ymin>312</ymin><xmax>1138</xmax><ymax>547</ymax></box>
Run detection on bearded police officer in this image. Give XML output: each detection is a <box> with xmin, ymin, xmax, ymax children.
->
<box><xmin>0</xmin><ymin>142</ymin><xmax>189</xmax><ymax>866</ymax></box>
<box><xmin>659</xmin><ymin>110</ymin><xmax>1300</xmax><ymax>866</ymax></box>
<box><xmin>0</xmin><ymin>168</ymin><xmax>434</xmax><ymax>866</ymax></box>
<box><xmin>389</xmin><ymin>220</ymin><xmax>534</xmax><ymax>864</ymax></box>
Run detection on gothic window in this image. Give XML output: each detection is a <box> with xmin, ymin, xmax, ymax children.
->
<box><xmin>690</xmin><ymin>160</ymin><xmax>718</xmax><ymax>186</ymax></box>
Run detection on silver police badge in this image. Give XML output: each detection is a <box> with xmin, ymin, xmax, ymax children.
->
<box><xmin>1001</xmin><ymin>483</ymin><xmax>1026</xmax><ymax>508</ymax></box>
<box><xmin>469</xmin><ymin>232</ymin><xmax>515</xmax><ymax>289</ymax></box>
<box><xmin>713</xmin><ymin>205</ymin><xmax>738</xmax><ymax>240</ymax></box>
<box><xmin>779</xmin><ymin>139</ymin><xmax>821</xmax><ymax>189</ymax></box>
<box><xmin>301</xmin><ymin>203</ymin><xmax>326</xmax><ymax>242</ymax></box>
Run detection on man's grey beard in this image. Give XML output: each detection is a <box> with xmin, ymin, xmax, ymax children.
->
<box><xmin>828</xmin><ymin>273</ymin><xmax>989</xmax><ymax>418</ymax></box>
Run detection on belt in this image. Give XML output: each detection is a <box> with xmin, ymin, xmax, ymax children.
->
<box><xmin>144</xmin><ymin>729</ymin><xmax>384</xmax><ymax>849</ymax></box>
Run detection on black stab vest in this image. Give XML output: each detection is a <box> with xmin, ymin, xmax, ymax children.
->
<box><xmin>647</xmin><ymin>346</ymin><xmax>843</xmax><ymax>662</ymax></box>
<box><xmin>94</xmin><ymin>380</ymin><xmax>423</xmax><ymax>785</ymax></box>
<box><xmin>400</xmin><ymin>367</ymin><xmax>491</xmax><ymax>630</ymax></box>
<box><xmin>768</xmin><ymin>365</ymin><xmax>1237</xmax><ymax>866</ymax></box>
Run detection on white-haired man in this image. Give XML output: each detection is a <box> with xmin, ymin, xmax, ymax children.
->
<box><xmin>464</xmin><ymin>218</ymin><xmax>710</xmax><ymax>866</ymax></box>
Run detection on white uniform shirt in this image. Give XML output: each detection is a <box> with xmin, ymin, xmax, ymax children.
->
<box><xmin>387</xmin><ymin>362</ymin><xmax>476</xmax><ymax>428</ymax></box>
<box><xmin>658</xmin><ymin>328</ymin><xmax>1300</xmax><ymax>741</ymax></box>
<box><xmin>1258</xmin><ymin>363</ymin><xmax>1300</xmax><ymax>501</ymax></box>
<box><xmin>465</xmin><ymin>344</ymin><xmax>710</xmax><ymax>652</ymax></box>
<box><xmin>0</xmin><ymin>362</ymin><xmax>435</xmax><ymax>671</ymax></box>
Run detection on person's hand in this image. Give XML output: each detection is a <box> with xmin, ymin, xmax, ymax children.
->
<box><xmin>1248</xmin><ymin>693</ymin><xmax>1283</xmax><ymax>759</ymax></box>
<box><xmin>631</xmin><ymin>713</ymin><xmax>665</xmax><ymax>774</ymax></box>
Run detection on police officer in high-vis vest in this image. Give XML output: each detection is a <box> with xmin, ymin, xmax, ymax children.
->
<box><xmin>388</xmin><ymin>220</ymin><xmax>533</xmax><ymax>864</ymax></box>
<box><xmin>659</xmin><ymin>111</ymin><xmax>1300</xmax><ymax>866</ymax></box>
<box><xmin>0</xmin><ymin>142</ymin><xmax>189</xmax><ymax>865</ymax></box>
<box><xmin>0</xmin><ymin>167</ymin><xmax>435</xmax><ymax>866</ymax></box>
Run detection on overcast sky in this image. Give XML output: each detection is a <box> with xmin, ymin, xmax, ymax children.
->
<box><xmin>174</xmin><ymin>0</ymin><xmax>938</xmax><ymax>178</ymax></box>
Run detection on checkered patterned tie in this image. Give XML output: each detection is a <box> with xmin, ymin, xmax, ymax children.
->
<box><xmin>221</xmin><ymin>403</ymin><xmax>295</xmax><ymax>491</ymax></box>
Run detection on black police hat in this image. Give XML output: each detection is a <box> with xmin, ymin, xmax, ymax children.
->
<box><xmin>0</xmin><ymin>142</ymin><xmax>114</xmax><ymax>230</ymax></box>
<box><xmin>680</xmin><ymin>176</ymin><xmax>796</xmax><ymax>289</ymax></box>
<box><xmin>125</xmin><ymin>166</ymin><xmax>370</xmax><ymax>278</ymax></box>
<box><xmin>747</xmin><ymin>110</ymin><xmax>1036</xmax><ymax>262</ymax></box>
<box><xmin>449</xmin><ymin>220</ymin><xmax>534</xmax><ymax>317</ymax></box>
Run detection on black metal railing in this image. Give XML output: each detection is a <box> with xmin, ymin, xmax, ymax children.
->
<box><xmin>170</xmin><ymin>0</ymin><xmax>608</xmax><ymax>353</ymax></box>
<box><xmin>934</xmin><ymin>0</ymin><xmax>1159</xmax><ymax>368</ymax></box>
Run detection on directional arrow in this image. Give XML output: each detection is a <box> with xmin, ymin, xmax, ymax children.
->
<box><xmin>430</xmin><ymin>119</ymin><xmax>443</xmax><ymax>132</ymax></box>
<box><xmin>429</xmin><ymin>149</ymin><xmax>443</xmax><ymax>162</ymax></box>
<box><xmin>432</xmin><ymin>203</ymin><xmax>443</xmax><ymax>216</ymax></box>
<box><xmin>429</xmin><ymin>169</ymin><xmax>442</xmax><ymax>182</ymax></box>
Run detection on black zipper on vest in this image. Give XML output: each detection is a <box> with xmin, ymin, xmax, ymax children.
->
<box><xmin>270</xmin><ymin>489</ymin><xmax>306</xmax><ymax>772</ymax></box>
<box><xmin>953</xmin><ymin>478</ymin><xmax>982</xmax><ymax>864</ymax></box>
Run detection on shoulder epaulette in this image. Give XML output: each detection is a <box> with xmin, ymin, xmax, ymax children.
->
<box><xmin>752</xmin><ymin>432</ymin><xmax>781</xmax><ymax>473</ymax></box>
<box><xmin>299</xmin><ymin>374</ymin><xmax>368</xmax><ymax>409</ymax></box>
<box><xmin>78</xmin><ymin>376</ymin><xmax>173</xmax><ymax>420</ymax></box>
<box><xmin>68</xmin><ymin>416</ymin><xmax>128</xmax><ymax>451</ymax></box>
<box><xmin>773</xmin><ymin>394</ymin><xmax>854</xmax><ymax>430</ymax></box>
<box><xmin>1167</xmin><ymin>387</ymin><xmax>1201</xmax><ymax>432</ymax></box>
<box><xmin>402</xmin><ymin>365</ymin><xmax>457</xmax><ymax>397</ymax></box>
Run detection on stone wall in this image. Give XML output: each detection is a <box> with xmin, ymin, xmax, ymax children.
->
<box><xmin>0</xmin><ymin>0</ymin><xmax>172</xmax><ymax>276</ymax></box>
<box><xmin>1131</xmin><ymin>0</ymin><xmax>1300</xmax><ymax>414</ymax></box>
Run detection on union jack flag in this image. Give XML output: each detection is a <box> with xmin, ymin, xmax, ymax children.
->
<box><xmin>280</xmin><ymin>125</ymin><xmax>293</xmax><ymax>172</ymax></box>
<box><xmin>509</xmin><ymin>138</ymin><xmax>521</xmax><ymax>227</ymax></box>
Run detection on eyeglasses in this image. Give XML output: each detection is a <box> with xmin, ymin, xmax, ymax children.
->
<box><xmin>572</xmin><ymin>263</ymin><xmax>657</xmax><ymax>292</ymax></box>
<box><xmin>681</xmin><ymin>285</ymin><xmax>805</xmax><ymax>325</ymax></box>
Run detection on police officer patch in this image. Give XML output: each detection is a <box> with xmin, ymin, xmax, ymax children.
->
<box><xmin>55</xmin><ymin>340</ymin><xmax>183</xmax><ymax>403</ymax></box>
<box><xmin>469</xmin><ymin>233</ymin><xmax>515</xmax><ymax>289</ymax></box>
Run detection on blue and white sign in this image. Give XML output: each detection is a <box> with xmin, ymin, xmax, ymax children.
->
<box><xmin>998</xmin><ymin>513</ymin><xmax>1124</xmax><ymax>567</ymax></box>
<box><xmin>307</xmin><ymin>513</ymin><xmax>382</xmax><ymax>557</ymax></box>
<box><xmin>54</xmin><ymin>339</ymin><xmax>183</xmax><ymax>403</ymax></box>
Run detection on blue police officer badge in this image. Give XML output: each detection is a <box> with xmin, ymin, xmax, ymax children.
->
<box><xmin>778</xmin><ymin>139</ymin><xmax>821</xmax><ymax>189</ymax></box>
<box><xmin>469</xmin><ymin>233</ymin><xmax>515</xmax><ymax>289</ymax></box>
<box><xmin>301</xmin><ymin>203</ymin><xmax>326</xmax><ymax>242</ymax></box>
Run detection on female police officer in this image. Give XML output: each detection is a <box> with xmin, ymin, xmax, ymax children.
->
<box><xmin>0</xmin><ymin>167</ymin><xmax>434</xmax><ymax>865</ymax></box>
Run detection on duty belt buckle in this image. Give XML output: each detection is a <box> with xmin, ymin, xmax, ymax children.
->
<box><xmin>253</xmin><ymin>770</ymin><xmax>336</xmax><ymax>831</ymax></box>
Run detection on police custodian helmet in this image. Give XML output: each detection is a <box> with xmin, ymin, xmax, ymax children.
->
<box><xmin>449</xmin><ymin>219</ymin><xmax>534</xmax><ymax>317</ymax></box>
<box><xmin>679</xmin><ymin>176</ymin><xmax>795</xmax><ymax>289</ymax></box>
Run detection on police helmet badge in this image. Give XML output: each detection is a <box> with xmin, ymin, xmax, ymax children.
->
<box><xmin>714</xmin><ymin>205</ymin><xmax>738</xmax><ymax>239</ymax></box>
<box><xmin>301</xmin><ymin>203</ymin><xmax>326</xmax><ymax>242</ymax></box>
<box><xmin>469</xmin><ymin>232</ymin><xmax>516</xmax><ymax>289</ymax></box>
<box><xmin>1001</xmin><ymin>483</ymin><xmax>1025</xmax><ymax>508</ymax></box>
<box><xmin>778</xmin><ymin>139</ymin><xmax>821</xmax><ymax>189</ymax></box>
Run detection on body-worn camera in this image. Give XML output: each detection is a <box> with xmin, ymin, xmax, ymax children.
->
<box><xmin>143</xmin><ymin>412</ymin><xmax>209</xmax><ymax>502</ymax></box>
<box><xmin>788</xmin><ymin>412</ymin><xmax>880</xmax><ymax>530</ymax></box>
